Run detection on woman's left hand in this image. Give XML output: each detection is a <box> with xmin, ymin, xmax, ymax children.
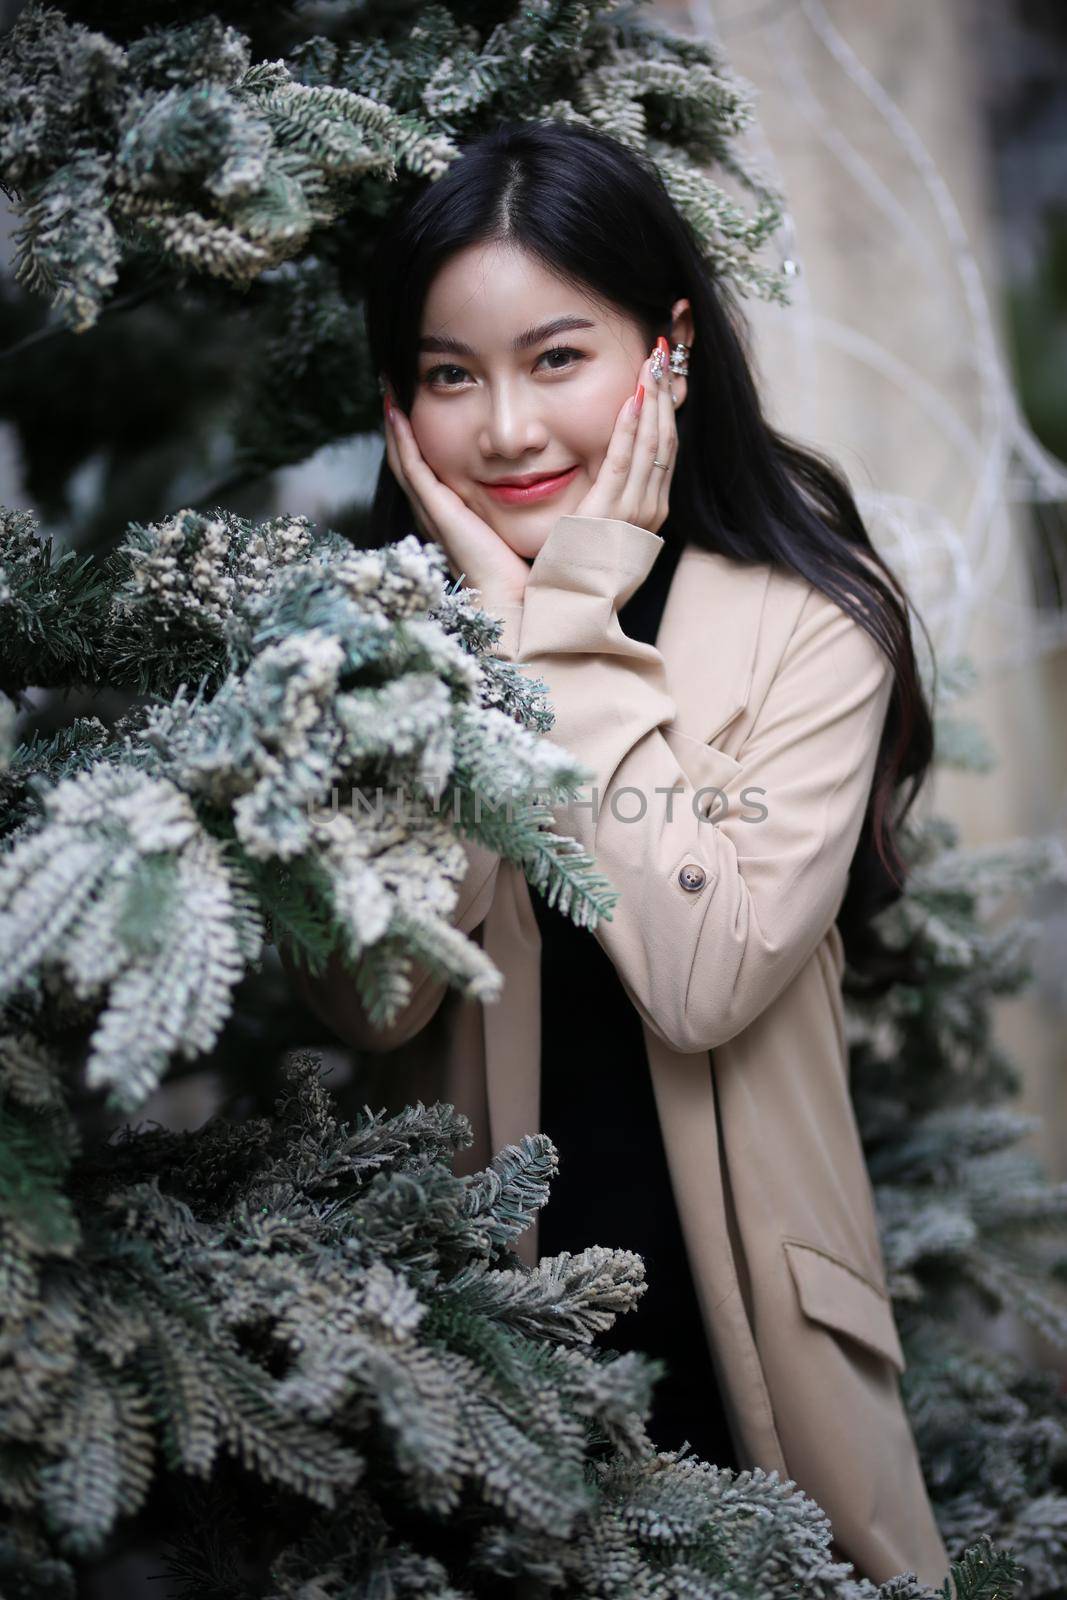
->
<box><xmin>572</xmin><ymin>340</ymin><xmax>678</xmax><ymax>535</ymax></box>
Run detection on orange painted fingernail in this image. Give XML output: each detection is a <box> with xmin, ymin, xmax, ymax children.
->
<box><xmin>633</xmin><ymin>382</ymin><xmax>645</xmax><ymax>415</ymax></box>
<box><xmin>657</xmin><ymin>335</ymin><xmax>670</xmax><ymax>356</ymax></box>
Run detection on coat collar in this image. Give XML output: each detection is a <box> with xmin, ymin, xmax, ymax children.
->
<box><xmin>655</xmin><ymin>544</ymin><xmax>774</xmax><ymax>748</ymax></box>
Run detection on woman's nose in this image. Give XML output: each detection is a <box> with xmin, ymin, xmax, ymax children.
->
<box><xmin>477</xmin><ymin>384</ymin><xmax>549</xmax><ymax>457</ymax></box>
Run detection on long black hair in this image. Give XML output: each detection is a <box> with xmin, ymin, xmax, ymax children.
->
<box><xmin>363</xmin><ymin>118</ymin><xmax>936</xmax><ymax>994</ymax></box>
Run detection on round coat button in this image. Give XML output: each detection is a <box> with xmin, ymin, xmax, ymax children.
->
<box><xmin>678</xmin><ymin>863</ymin><xmax>707</xmax><ymax>892</ymax></box>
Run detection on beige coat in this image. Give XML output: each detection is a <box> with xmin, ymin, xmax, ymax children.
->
<box><xmin>286</xmin><ymin>514</ymin><xmax>951</xmax><ymax>1589</ymax></box>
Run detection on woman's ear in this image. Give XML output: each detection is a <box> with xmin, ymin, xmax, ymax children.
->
<box><xmin>667</xmin><ymin>296</ymin><xmax>694</xmax><ymax>413</ymax></box>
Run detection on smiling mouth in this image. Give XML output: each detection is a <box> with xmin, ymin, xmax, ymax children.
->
<box><xmin>480</xmin><ymin>468</ymin><xmax>577</xmax><ymax>487</ymax></box>
<box><xmin>478</xmin><ymin>466</ymin><xmax>580</xmax><ymax>504</ymax></box>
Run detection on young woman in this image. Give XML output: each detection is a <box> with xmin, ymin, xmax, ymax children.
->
<box><xmin>285</xmin><ymin>120</ymin><xmax>950</xmax><ymax>1587</ymax></box>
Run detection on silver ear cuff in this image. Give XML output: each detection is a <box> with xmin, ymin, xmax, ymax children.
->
<box><xmin>666</xmin><ymin>340</ymin><xmax>690</xmax><ymax>406</ymax></box>
<box><xmin>669</xmin><ymin>341</ymin><xmax>690</xmax><ymax>377</ymax></box>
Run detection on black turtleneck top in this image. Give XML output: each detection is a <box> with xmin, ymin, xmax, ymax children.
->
<box><xmin>532</xmin><ymin>532</ymin><xmax>739</xmax><ymax>1471</ymax></box>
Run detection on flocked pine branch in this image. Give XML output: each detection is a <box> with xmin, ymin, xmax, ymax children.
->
<box><xmin>0</xmin><ymin>6</ymin><xmax>456</xmax><ymax>331</ymax></box>
<box><xmin>0</xmin><ymin>502</ymin><xmax>617</xmax><ymax>1108</ymax></box>
<box><xmin>0</xmin><ymin>1045</ymin><xmax>1017</xmax><ymax>1598</ymax></box>
<box><xmin>0</xmin><ymin>1</ymin><xmax>790</xmax><ymax>337</ymax></box>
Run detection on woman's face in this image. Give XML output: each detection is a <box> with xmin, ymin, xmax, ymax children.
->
<box><xmin>409</xmin><ymin>242</ymin><xmax>682</xmax><ymax>562</ymax></box>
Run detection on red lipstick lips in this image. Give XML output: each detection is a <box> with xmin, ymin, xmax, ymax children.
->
<box><xmin>480</xmin><ymin>465</ymin><xmax>579</xmax><ymax>505</ymax></box>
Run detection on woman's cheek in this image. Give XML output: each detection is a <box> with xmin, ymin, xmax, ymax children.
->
<box><xmin>575</xmin><ymin>420</ymin><xmax>614</xmax><ymax>479</ymax></box>
<box><xmin>407</xmin><ymin>402</ymin><xmax>440</xmax><ymax>461</ymax></box>
<box><xmin>408</xmin><ymin>409</ymin><xmax>464</xmax><ymax>489</ymax></box>
<box><xmin>577</xmin><ymin>379</ymin><xmax>635</xmax><ymax>461</ymax></box>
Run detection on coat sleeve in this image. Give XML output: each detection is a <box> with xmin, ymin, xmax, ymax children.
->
<box><xmin>279</xmin><ymin>834</ymin><xmax>502</xmax><ymax>1054</ymax></box>
<box><xmin>482</xmin><ymin>513</ymin><xmax>895</xmax><ymax>1056</ymax></box>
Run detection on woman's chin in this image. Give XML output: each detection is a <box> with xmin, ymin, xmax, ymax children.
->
<box><xmin>483</xmin><ymin>488</ymin><xmax>586</xmax><ymax>558</ymax></box>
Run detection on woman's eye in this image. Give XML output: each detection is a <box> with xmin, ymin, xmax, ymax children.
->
<box><xmin>539</xmin><ymin>345</ymin><xmax>583</xmax><ymax>371</ymax></box>
<box><xmin>423</xmin><ymin>364</ymin><xmax>467</xmax><ymax>388</ymax></box>
<box><xmin>422</xmin><ymin>346</ymin><xmax>585</xmax><ymax>388</ymax></box>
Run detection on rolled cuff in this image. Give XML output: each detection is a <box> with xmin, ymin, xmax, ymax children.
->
<box><xmin>476</xmin><ymin>514</ymin><xmax>665</xmax><ymax>662</ymax></box>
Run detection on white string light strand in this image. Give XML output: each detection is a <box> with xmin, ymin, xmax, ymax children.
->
<box><xmin>684</xmin><ymin>0</ymin><xmax>1067</xmax><ymax>664</ymax></box>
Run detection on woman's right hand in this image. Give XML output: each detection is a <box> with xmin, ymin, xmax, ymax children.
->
<box><xmin>382</xmin><ymin>387</ymin><xmax>531</xmax><ymax>609</ymax></box>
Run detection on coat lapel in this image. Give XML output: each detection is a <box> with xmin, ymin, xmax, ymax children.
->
<box><xmin>481</xmin><ymin>542</ymin><xmax>775</xmax><ymax>1271</ymax></box>
<box><xmin>655</xmin><ymin>546</ymin><xmax>773</xmax><ymax>748</ymax></box>
<box><xmin>645</xmin><ymin>545</ymin><xmax>788</xmax><ymax>1469</ymax></box>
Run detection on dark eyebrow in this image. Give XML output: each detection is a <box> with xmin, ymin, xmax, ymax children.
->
<box><xmin>417</xmin><ymin>315</ymin><xmax>596</xmax><ymax>358</ymax></box>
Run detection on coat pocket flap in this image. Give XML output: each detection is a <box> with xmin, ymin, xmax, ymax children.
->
<box><xmin>783</xmin><ymin>1241</ymin><xmax>906</xmax><ymax>1374</ymax></box>
<box><xmin>662</xmin><ymin>727</ymin><xmax>743</xmax><ymax>817</ymax></box>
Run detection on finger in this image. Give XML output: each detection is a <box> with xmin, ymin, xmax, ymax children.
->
<box><xmin>626</xmin><ymin>348</ymin><xmax>662</xmax><ymax>511</ymax></box>
<box><xmin>601</xmin><ymin>387</ymin><xmax>645</xmax><ymax>494</ymax></box>
<box><xmin>384</xmin><ymin>405</ymin><xmax>436</xmax><ymax>539</ymax></box>
<box><xmin>383</xmin><ymin>411</ymin><xmax>420</xmax><ymax>526</ymax></box>
<box><xmin>388</xmin><ymin>405</ymin><xmax>459</xmax><ymax>540</ymax></box>
<box><xmin>652</xmin><ymin>347</ymin><xmax>677</xmax><ymax>527</ymax></box>
<box><xmin>382</xmin><ymin>402</ymin><xmax>409</xmax><ymax>490</ymax></box>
